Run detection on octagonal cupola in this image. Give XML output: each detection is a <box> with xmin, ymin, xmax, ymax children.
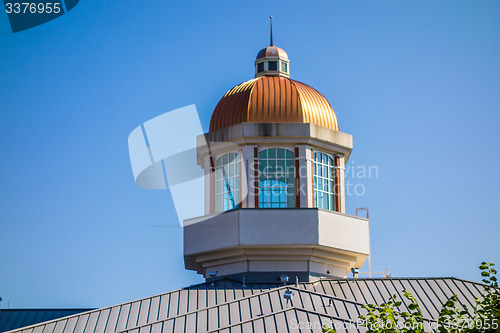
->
<box><xmin>254</xmin><ymin>17</ymin><xmax>290</xmax><ymax>78</ymax></box>
<box><xmin>183</xmin><ymin>23</ymin><xmax>370</xmax><ymax>283</ymax></box>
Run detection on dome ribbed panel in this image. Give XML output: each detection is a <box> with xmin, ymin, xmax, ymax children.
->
<box><xmin>293</xmin><ymin>80</ymin><xmax>339</xmax><ymax>131</ymax></box>
<box><xmin>209</xmin><ymin>76</ymin><xmax>338</xmax><ymax>132</ymax></box>
<box><xmin>209</xmin><ymin>78</ymin><xmax>257</xmax><ymax>131</ymax></box>
<box><xmin>247</xmin><ymin>76</ymin><xmax>302</xmax><ymax>124</ymax></box>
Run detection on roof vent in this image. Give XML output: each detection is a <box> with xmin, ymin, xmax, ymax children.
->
<box><xmin>284</xmin><ymin>289</ymin><xmax>293</xmax><ymax>301</ymax></box>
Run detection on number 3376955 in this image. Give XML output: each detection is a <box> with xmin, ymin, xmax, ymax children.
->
<box><xmin>5</xmin><ymin>3</ymin><xmax>61</xmax><ymax>14</ymax></box>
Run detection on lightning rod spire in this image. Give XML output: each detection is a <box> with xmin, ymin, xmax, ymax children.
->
<box><xmin>270</xmin><ymin>16</ymin><xmax>273</xmax><ymax>46</ymax></box>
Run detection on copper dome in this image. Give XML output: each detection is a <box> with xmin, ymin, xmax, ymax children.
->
<box><xmin>256</xmin><ymin>46</ymin><xmax>289</xmax><ymax>60</ymax></box>
<box><xmin>209</xmin><ymin>76</ymin><xmax>339</xmax><ymax>132</ymax></box>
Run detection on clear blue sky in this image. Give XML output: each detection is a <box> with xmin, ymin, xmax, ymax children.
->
<box><xmin>1</xmin><ymin>0</ymin><xmax>499</xmax><ymax>308</ymax></box>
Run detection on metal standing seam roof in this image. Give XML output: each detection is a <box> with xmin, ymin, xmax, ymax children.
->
<box><xmin>2</xmin><ymin>278</ymin><xmax>488</xmax><ymax>333</ymax></box>
<box><xmin>208</xmin><ymin>76</ymin><xmax>339</xmax><ymax>132</ymax></box>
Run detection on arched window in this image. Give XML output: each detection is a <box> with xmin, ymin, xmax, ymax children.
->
<box><xmin>313</xmin><ymin>152</ymin><xmax>336</xmax><ymax>211</ymax></box>
<box><xmin>215</xmin><ymin>152</ymin><xmax>240</xmax><ymax>212</ymax></box>
<box><xmin>258</xmin><ymin>148</ymin><xmax>295</xmax><ymax>208</ymax></box>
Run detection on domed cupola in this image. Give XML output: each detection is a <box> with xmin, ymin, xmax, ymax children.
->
<box><xmin>183</xmin><ymin>20</ymin><xmax>370</xmax><ymax>283</ymax></box>
<box><xmin>254</xmin><ymin>17</ymin><xmax>290</xmax><ymax>78</ymax></box>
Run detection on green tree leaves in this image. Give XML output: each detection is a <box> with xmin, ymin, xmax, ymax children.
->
<box><xmin>323</xmin><ymin>262</ymin><xmax>499</xmax><ymax>333</ymax></box>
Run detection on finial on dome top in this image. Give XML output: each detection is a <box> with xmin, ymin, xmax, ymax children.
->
<box><xmin>270</xmin><ymin>16</ymin><xmax>273</xmax><ymax>46</ymax></box>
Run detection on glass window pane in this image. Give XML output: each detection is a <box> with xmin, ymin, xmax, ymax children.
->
<box><xmin>259</xmin><ymin>160</ymin><xmax>267</xmax><ymax>174</ymax></box>
<box><xmin>281</xmin><ymin>61</ymin><xmax>288</xmax><ymax>72</ymax></box>
<box><xmin>280</xmin><ymin>190</ymin><xmax>286</xmax><ymax>203</ymax></box>
<box><xmin>216</xmin><ymin>157</ymin><xmax>222</xmax><ymax>167</ymax></box>
<box><xmin>277</xmin><ymin>159</ymin><xmax>286</xmax><ymax>174</ymax></box>
<box><xmin>259</xmin><ymin>172</ymin><xmax>267</xmax><ymax>182</ymax></box>
<box><xmin>263</xmin><ymin>188</ymin><xmax>269</xmax><ymax>201</ymax></box>
<box><xmin>257</xmin><ymin>62</ymin><xmax>264</xmax><ymax>73</ymax></box>
<box><xmin>257</xmin><ymin>148</ymin><xmax>298</xmax><ymax>209</ymax></box>
<box><xmin>287</xmin><ymin>188</ymin><xmax>295</xmax><ymax>207</ymax></box>
<box><xmin>216</xmin><ymin>152</ymin><xmax>242</xmax><ymax>212</ymax></box>
<box><xmin>268</xmin><ymin>61</ymin><xmax>278</xmax><ymax>71</ymax></box>
<box><xmin>216</xmin><ymin>194</ymin><xmax>221</xmax><ymax>211</ymax></box>
<box><xmin>268</xmin><ymin>160</ymin><xmax>276</xmax><ymax>173</ymax></box>
<box><xmin>270</xmin><ymin>186</ymin><xmax>278</xmax><ymax>198</ymax></box>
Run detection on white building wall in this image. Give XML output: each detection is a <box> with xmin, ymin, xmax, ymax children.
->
<box><xmin>241</xmin><ymin>145</ymin><xmax>257</xmax><ymax>208</ymax></box>
<box><xmin>339</xmin><ymin>156</ymin><xmax>346</xmax><ymax>213</ymax></box>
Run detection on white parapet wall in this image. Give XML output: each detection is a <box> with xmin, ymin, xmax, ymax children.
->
<box><xmin>184</xmin><ymin>208</ymin><xmax>370</xmax><ymax>281</ymax></box>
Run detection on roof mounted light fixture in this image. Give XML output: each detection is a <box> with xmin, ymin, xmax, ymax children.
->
<box><xmin>351</xmin><ymin>267</ymin><xmax>360</xmax><ymax>279</ymax></box>
<box><xmin>208</xmin><ymin>271</ymin><xmax>218</xmax><ymax>286</ymax></box>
